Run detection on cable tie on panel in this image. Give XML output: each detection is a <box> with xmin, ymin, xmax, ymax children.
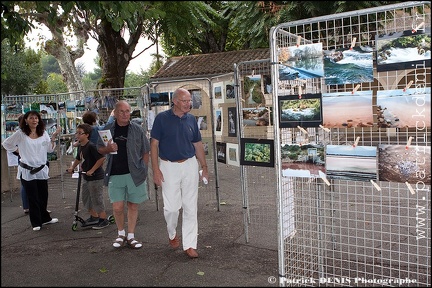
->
<box><xmin>296</xmin><ymin>35</ymin><xmax>302</xmax><ymax>47</ymax></box>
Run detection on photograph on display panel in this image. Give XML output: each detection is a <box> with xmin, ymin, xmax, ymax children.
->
<box><xmin>150</xmin><ymin>92</ymin><xmax>170</xmax><ymax>106</ymax></box>
<box><xmin>195</xmin><ymin>116</ymin><xmax>208</xmax><ymax>130</ymax></box>
<box><xmin>242</xmin><ymin>107</ymin><xmax>270</xmax><ymax>126</ymax></box>
<box><xmin>226</xmin><ymin>143</ymin><xmax>240</xmax><ymax>167</ymax></box>
<box><xmin>225</xmin><ymin>82</ymin><xmax>235</xmax><ymax>101</ymax></box>
<box><xmin>213</xmin><ymin>82</ymin><xmax>224</xmax><ymax>102</ymax></box>
<box><xmin>378</xmin><ymin>144</ymin><xmax>431</xmax><ymax>185</ymax></box>
<box><xmin>322</xmin><ymin>90</ymin><xmax>373</xmax><ymax>128</ymax></box>
<box><xmin>216</xmin><ymin>141</ymin><xmax>227</xmax><ymax>164</ymax></box>
<box><xmin>227</xmin><ymin>107</ymin><xmax>237</xmax><ymax>137</ymax></box>
<box><xmin>281</xmin><ymin>143</ymin><xmax>325</xmax><ymax>178</ymax></box>
<box><xmin>325</xmin><ymin>144</ymin><xmax>378</xmax><ymax>182</ymax></box>
<box><xmin>189</xmin><ymin>89</ymin><xmax>203</xmax><ymax>109</ymax></box>
<box><xmin>240</xmin><ymin>138</ymin><xmax>275</xmax><ymax>168</ymax></box>
<box><xmin>278</xmin><ymin>42</ymin><xmax>324</xmax><ymax>81</ymax></box>
<box><xmin>243</xmin><ymin>74</ymin><xmax>264</xmax><ymax>105</ymax></box>
<box><xmin>377</xmin><ymin>87</ymin><xmax>431</xmax><ymax>128</ymax></box>
<box><xmin>215</xmin><ymin>109</ymin><xmax>222</xmax><ymax>135</ymax></box>
<box><xmin>376</xmin><ymin>29</ymin><xmax>431</xmax><ymax>72</ymax></box>
<box><xmin>323</xmin><ymin>46</ymin><xmax>374</xmax><ymax>85</ymax></box>
<box><xmin>279</xmin><ymin>93</ymin><xmax>322</xmax><ymax>128</ymax></box>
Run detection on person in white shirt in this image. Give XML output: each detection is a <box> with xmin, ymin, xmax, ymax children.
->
<box><xmin>2</xmin><ymin>111</ymin><xmax>61</xmax><ymax>231</ymax></box>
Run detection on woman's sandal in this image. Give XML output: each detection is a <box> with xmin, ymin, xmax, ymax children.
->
<box><xmin>113</xmin><ymin>235</ymin><xmax>127</xmax><ymax>248</ymax></box>
<box><xmin>127</xmin><ymin>238</ymin><xmax>143</xmax><ymax>249</ymax></box>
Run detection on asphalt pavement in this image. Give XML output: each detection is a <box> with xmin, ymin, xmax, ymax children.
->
<box><xmin>1</xmin><ymin>164</ymin><xmax>279</xmax><ymax>287</ymax></box>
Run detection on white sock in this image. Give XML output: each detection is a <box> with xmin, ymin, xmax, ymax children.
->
<box><xmin>127</xmin><ymin>233</ymin><xmax>134</xmax><ymax>240</ymax></box>
<box><xmin>118</xmin><ymin>230</ymin><xmax>125</xmax><ymax>237</ymax></box>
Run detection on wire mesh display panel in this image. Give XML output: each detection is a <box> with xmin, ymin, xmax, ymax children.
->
<box><xmin>1</xmin><ymin>87</ymin><xmax>149</xmax><ymax>206</ymax></box>
<box><xmin>233</xmin><ymin>60</ymin><xmax>279</xmax><ymax>249</ymax></box>
<box><xmin>270</xmin><ymin>2</ymin><xmax>431</xmax><ymax>286</ymax></box>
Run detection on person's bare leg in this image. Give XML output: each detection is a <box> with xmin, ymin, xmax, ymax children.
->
<box><xmin>112</xmin><ymin>201</ymin><xmax>125</xmax><ymax>231</ymax></box>
<box><xmin>127</xmin><ymin>202</ymin><xmax>139</xmax><ymax>234</ymax></box>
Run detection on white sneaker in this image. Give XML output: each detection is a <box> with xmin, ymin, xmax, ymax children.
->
<box><xmin>33</xmin><ymin>226</ymin><xmax>41</xmax><ymax>231</ymax></box>
<box><xmin>43</xmin><ymin>218</ymin><xmax>59</xmax><ymax>225</ymax></box>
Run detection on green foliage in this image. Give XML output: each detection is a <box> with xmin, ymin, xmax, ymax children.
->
<box><xmin>244</xmin><ymin>143</ymin><xmax>271</xmax><ymax>163</ymax></box>
<box><xmin>1</xmin><ymin>40</ymin><xmax>43</xmax><ymax>95</ymax></box>
<box><xmin>46</xmin><ymin>73</ymin><xmax>68</xmax><ymax>94</ymax></box>
<box><xmin>124</xmin><ymin>71</ymin><xmax>150</xmax><ymax>88</ymax></box>
<box><xmin>40</xmin><ymin>53</ymin><xmax>61</xmax><ymax>78</ymax></box>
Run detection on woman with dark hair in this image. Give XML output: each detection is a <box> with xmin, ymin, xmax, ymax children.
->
<box><xmin>3</xmin><ymin>111</ymin><xmax>61</xmax><ymax>231</ymax></box>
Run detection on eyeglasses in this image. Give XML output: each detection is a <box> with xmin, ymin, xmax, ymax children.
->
<box><xmin>117</xmin><ymin>110</ymin><xmax>130</xmax><ymax>115</ymax></box>
<box><xmin>178</xmin><ymin>99</ymin><xmax>192</xmax><ymax>104</ymax></box>
<box><xmin>75</xmin><ymin>132</ymin><xmax>86</xmax><ymax>135</ymax></box>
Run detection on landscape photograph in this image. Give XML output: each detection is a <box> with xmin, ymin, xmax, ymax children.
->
<box><xmin>325</xmin><ymin>144</ymin><xmax>378</xmax><ymax>181</ymax></box>
<box><xmin>377</xmin><ymin>87</ymin><xmax>431</xmax><ymax>128</ymax></box>
<box><xmin>378</xmin><ymin>144</ymin><xmax>431</xmax><ymax>184</ymax></box>
<box><xmin>322</xmin><ymin>90</ymin><xmax>373</xmax><ymax>128</ymax></box>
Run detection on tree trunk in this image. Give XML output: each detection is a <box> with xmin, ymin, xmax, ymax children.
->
<box><xmin>96</xmin><ymin>19</ymin><xmax>130</xmax><ymax>90</ymax></box>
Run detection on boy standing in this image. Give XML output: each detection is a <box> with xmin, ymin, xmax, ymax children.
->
<box><xmin>67</xmin><ymin>123</ymin><xmax>109</xmax><ymax>229</ymax></box>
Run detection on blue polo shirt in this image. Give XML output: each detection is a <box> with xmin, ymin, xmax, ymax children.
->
<box><xmin>151</xmin><ymin>109</ymin><xmax>201</xmax><ymax>161</ymax></box>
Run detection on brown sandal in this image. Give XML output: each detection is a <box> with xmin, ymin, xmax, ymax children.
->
<box><xmin>113</xmin><ymin>235</ymin><xmax>127</xmax><ymax>248</ymax></box>
<box><xmin>127</xmin><ymin>238</ymin><xmax>142</xmax><ymax>249</ymax></box>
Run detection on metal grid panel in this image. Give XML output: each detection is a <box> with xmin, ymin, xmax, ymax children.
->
<box><xmin>1</xmin><ymin>88</ymin><xmax>149</xmax><ymax>202</ymax></box>
<box><xmin>272</xmin><ymin>2</ymin><xmax>431</xmax><ymax>286</ymax></box>
<box><xmin>234</xmin><ymin>60</ymin><xmax>278</xmax><ymax>249</ymax></box>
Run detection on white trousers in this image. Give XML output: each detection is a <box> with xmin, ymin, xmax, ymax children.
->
<box><xmin>160</xmin><ymin>156</ymin><xmax>199</xmax><ymax>250</ymax></box>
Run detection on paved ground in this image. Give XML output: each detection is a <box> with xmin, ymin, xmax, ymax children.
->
<box><xmin>1</xmin><ymin>164</ymin><xmax>279</xmax><ymax>287</ymax></box>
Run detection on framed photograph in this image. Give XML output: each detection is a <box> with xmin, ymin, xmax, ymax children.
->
<box><xmin>278</xmin><ymin>42</ymin><xmax>324</xmax><ymax>81</ymax></box>
<box><xmin>216</xmin><ymin>141</ymin><xmax>227</xmax><ymax>163</ymax></box>
<box><xmin>279</xmin><ymin>93</ymin><xmax>322</xmax><ymax>128</ymax></box>
<box><xmin>227</xmin><ymin>106</ymin><xmax>237</xmax><ymax>137</ymax></box>
<box><xmin>225</xmin><ymin>82</ymin><xmax>235</xmax><ymax>102</ymax></box>
<box><xmin>213</xmin><ymin>82</ymin><xmax>224</xmax><ymax>103</ymax></box>
<box><xmin>240</xmin><ymin>138</ymin><xmax>275</xmax><ymax>168</ymax></box>
<box><xmin>189</xmin><ymin>89</ymin><xmax>203</xmax><ymax>109</ymax></box>
<box><xmin>376</xmin><ymin>29</ymin><xmax>431</xmax><ymax>72</ymax></box>
<box><xmin>323</xmin><ymin>46</ymin><xmax>373</xmax><ymax>85</ymax></box>
<box><xmin>195</xmin><ymin>116</ymin><xmax>208</xmax><ymax>130</ymax></box>
<box><xmin>150</xmin><ymin>92</ymin><xmax>170</xmax><ymax>106</ymax></box>
<box><xmin>325</xmin><ymin>144</ymin><xmax>378</xmax><ymax>182</ymax></box>
<box><xmin>226</xmin><ymin>142</ymin><xmax>240</xmax><ymax>167</ymax></box>
<box><xmin>322</xmin><ymin>90</ymin><xmax>373</xmax><ymax>128</ymax></box>
<box><xmin>243</xmin><ymin>74</ymin><xmax>264</xmax><ymax>104</ymax></box>
<box><xmin>377</xmin><ymin>87</ymin><xmax>431</xmax><ymax>128</ymax></box>
<box><xmin>379</xmin><ymin>144</ymin><xmax>431</xmax><ymax>184</ymax></box>
<box><xmin>215</xmin><ymin>109</ymin><xmax>223</xmax><ymax>135</ymax></box>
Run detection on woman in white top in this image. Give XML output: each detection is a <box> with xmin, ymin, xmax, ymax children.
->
<box><xmin>2</xmin><ymin>111</ymin><xmax>61</xmax><ymax>231</ymax></box>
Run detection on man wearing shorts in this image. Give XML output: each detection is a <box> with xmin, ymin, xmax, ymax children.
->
<box><xmin>98</xmin><ymin>100</ymin><xmax>150</xmax><ymax>249</ymax></box>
